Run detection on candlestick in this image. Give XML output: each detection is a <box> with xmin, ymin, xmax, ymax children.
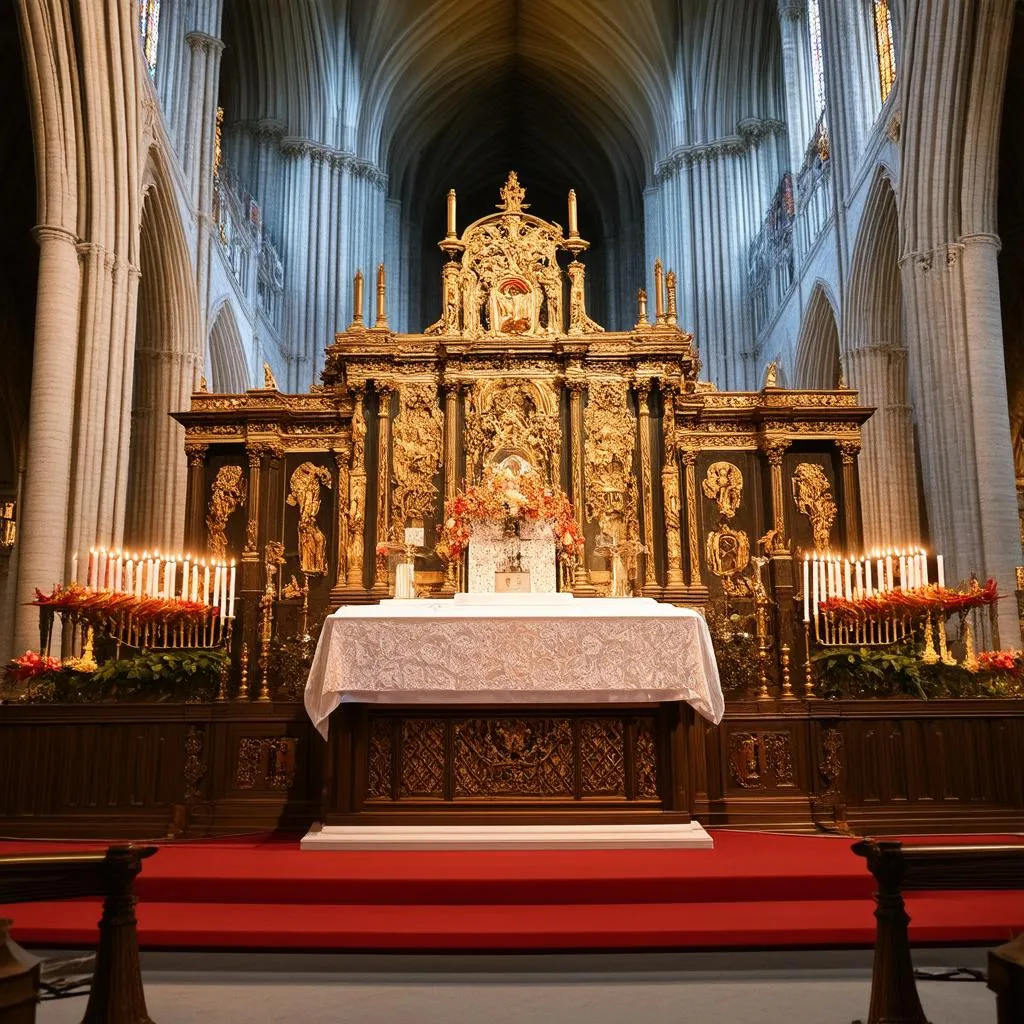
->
<box><xmin>803</xmin><ymin>556</ymin><xmax>810</xmax><ymax>623</ymax></box>
<box><xmin>803</xmin><ymin>621</ymin><xmax>815</xmax><ymax>697</ymax></box>
<box><xmin>654</xmin><ymin>258</ymin><xmax>666</xmax><ymax>323</ymax></box>
<box><xmin>446</xmin><ymin>188</ymin><xmax>456</xmax><ymax>237</ymax></box>
<box><xmin>375</xmin><ymin>263</ymin><xmax>388</xmax><ymax>329</ymax></box>
<box><xmin>937</xmin><ymin>554</ymin><xmax>945</xmax><ymax>588</ymax></box>
<box><xmin>568</xmin><ymin>188</ymin><xmax>578</xmax><ymax>236</ymax></box>
<box><xmin>352</xmin><ymin>269</ymin><xmax>364</xmax><ymax>326</ymax></box>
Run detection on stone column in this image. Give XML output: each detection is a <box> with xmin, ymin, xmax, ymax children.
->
<box><xmin>242</xmin><ymin>446</ymin><xmax>262</xmax><ymax>563</ymax></box>
<box><xmin>14</xmin><ymin>225</ymin><xmax>82</xmax><ymax>652</ymax></box>
<box><xmin>373</xmin><ymin>384</ymin><xmax>392</xmax><ymax>589</ymax></box>
<box><xmin>635</xmin><ymin>379</ymin><xmax>658</xmax><ymax>590</ymax></box>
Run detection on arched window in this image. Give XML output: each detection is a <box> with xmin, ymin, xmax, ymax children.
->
<box><xmin>139</xmin><ymin>0</ymin><xmax>160</xmax><ymax>76</ymax></box>
<box><xmin>872</xmin><ymin>0</ymin><xmax>897</xmax><ymax>102</ymax></box>
<box><xmin>806</xmin><ymin>0</ymin><xmax>827</xmax><ymax>123</ymax></box>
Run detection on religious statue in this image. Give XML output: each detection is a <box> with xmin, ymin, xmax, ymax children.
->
<box><xmin>662</xmin><ymin>464</ymin><xmax>682</xmax><ymax>568</ymax></box>
<box><xmin>263</xmin><ymin>362</ymin><xmax>278</xmax><ymax>389</ymax></box>
<box><xmin>567</xmin><ymin>261</ymin><xmax>603</xmax><ymax>335</ymax></box>
<box><xmin>425</xmin><ymin>262</ymin><xmax>461</xmax><ymax>336</ymax></box>
<box><xmin>705</xmin><ymin>523</ymin><xmax>750</xmax><ymax>578</ymax></box>
<box><xmin>763</xmin><ymin>361</ymin><xmax>778</xmax><ymax>388</ymax></box>
<box><xmin>287</xmin><ymin>462</ymin><xmax>332</xmax><ymax>576</ymax></box>
<box><xmin>702</xmin><ymin>462</ymin><xmax>744</xmax><ymax>519</ymax></box>
<box><xmin>347</xmin><ymin>483</ymin><xmax>365</xmax><ymax>580</ymax></box>
<box><xmin>206</xmin><ymin>464</ymin><xmax>247</xmax><ymax>561</ymax></box>
<box><xmin>490</xmin><ymin>276</ymin><xmax>537</xmax><ymax>335</ymax></box>
<box><xmin>792</xmin><ymin>462</ymin><xmax>838</xmax><ymax>550</ymax></box>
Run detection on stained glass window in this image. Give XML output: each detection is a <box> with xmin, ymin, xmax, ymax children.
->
<box><xmin>807</xmin><ymin>0</ymin><xmax>827</xmax><ymax>121</ymax></box>
<box><xmin>139</xmin><ymin>0</ymin><xmax>160</xmax><ymax>76</ymax></box>
<box><xmin>873</xmin><ymin>0</ymin><xmax>897</xmax><ymax>102</ymax></box>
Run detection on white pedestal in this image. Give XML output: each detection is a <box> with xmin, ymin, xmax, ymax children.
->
<box><xmin>300</xmin><ymin>822</ymin><xmax>714</xmax><ymax>851</ymax></box>
<box><xmin>467</xmin><ymin>521</ymin><xmax>557</xmax><ymax>594</ymax></box>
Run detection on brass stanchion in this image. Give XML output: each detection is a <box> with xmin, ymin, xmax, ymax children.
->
<box><xmin>780</xmin><ymin>644</ymin><xmax>796</xmax><ymax>700</ymax></box>
<box><xmin>236</xmin><ymin>643</ymin><xmax>250</xmax><ymax>701</ymax></box>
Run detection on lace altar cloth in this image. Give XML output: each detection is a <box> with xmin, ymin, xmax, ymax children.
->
<box><xmin>304</xmin><ymin>595</ymin><xmax>724</xmax><ymax>740</ymax></box>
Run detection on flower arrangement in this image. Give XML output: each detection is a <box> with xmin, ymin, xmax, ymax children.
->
<box><xmin>10</xmin><ymin>650</ymin><xmax>62</xmax><ymax>682</ymax></box>
<box><xmin>33</xmin><ymin>583</ymin><xmax>217</xmax><ymax>628</ymax></box>
<box><xmin>819</xmin><ymin>578</ymin><xmax>998</xmax><ymax>626</ymax></box>
<box><xmin>977</xmin><ymin>649</ymin><xmax>1023</xmax><ymax>675</ymax></box>
<box><xmin>436</xmin><ymin>465</ymin><xmax>585</xmax><ymax>562</ymax></box>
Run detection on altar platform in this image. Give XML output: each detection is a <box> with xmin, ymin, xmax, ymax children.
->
<box><xmin>3</xmin><ymin>831</ymin><xmax>1023</xmax><ymax>952</ymax></box>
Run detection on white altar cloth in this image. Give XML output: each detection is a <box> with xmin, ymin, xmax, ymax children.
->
<box><xmin>303</xmin><ymin>595</ymin><xmax>724</xmax><ymax>739</ymax></box>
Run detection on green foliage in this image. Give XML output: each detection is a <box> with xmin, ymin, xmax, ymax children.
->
<box><xmin>813</xmin><ymin>645</ymin><xmax>1024</xmax><ymax>700</ymax></box>
<box><xmin>705</xmin><ymin>602</ymin><xmax>761</xmax><ymax>696</ymax></box>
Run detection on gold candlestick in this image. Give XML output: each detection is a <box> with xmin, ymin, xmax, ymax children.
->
<box><xmin>350</xmin><ymin>269</ymin><xmax>364</xmax><ymax>328</ymax></box>
<box><xmin>567</xmin><ymin>188</ymin><xmax>578</xmax><ymax>237</ymax></box>
<box><xmin>803</xmin><ymin>621</ymin><xmax>815</xmax><ymax>698</ymax></box>
<box><xmin>236</xmin><ymin>642</ymin><xmax>250</xmax><ymax>701</ymax></box>
<box><xmin>446</xmin><ymin>188</ymin><xmax>456</xmax><ymax>237</ymax></box>
<box><xmin>634</xmin><ymin>288</ymin><xmax>650</xmax><ymax>328</ymax></box>
<box><xmin>374</xmin><ymin>263</ymin><xmax>388</xmax><ymax>329</ymax></box>
<box><xmin>654</xmin><ymin>258</ymin><xmax>666</xmax><ymax>323</ymax></box>
<box><xmin>780</xmin><ymin>644</ymin><xmax>796</xmax><ymax>700</ymax></box>
<box><xmin>215</xmin><ymin>656</ymin><xmax>229</xmax><ymax>702</ymax></box>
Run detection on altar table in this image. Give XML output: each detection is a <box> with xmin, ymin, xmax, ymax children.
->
<box><xmin>304</xmin><ymin>594</ymin><xmax>724</xmax><ymax>739</ymax></box>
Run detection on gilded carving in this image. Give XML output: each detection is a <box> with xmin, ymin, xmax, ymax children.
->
<box><xmin>454</xmin><ymin>718</ymin><xmax>574</xmax><ymax>797</ymax></box>
<box><xmin>400</xmin><ymin>719</ymin><xmax>446</xmax><ymax>797</ymax></box>
<box><xmin>820</xmin><ymin>727</ymin><xmax>843</xmax><ymax>795</ymax></box>
<box><xmin>634</xmin><ymin>719</ymin><xmax>659</xmax><ymax>798</ymax></box>
<box><xmin>567</xmin><ymin>260</ymin><xmax>603</xmax><ymax>335</ymax></box>
<box><xmin>287</xmin><ymin>462</ymin><xmax>332</xmax><ymax>576</ymax></box>
<box><xmin>584</xmin><ymin>379</ymin><xmax>639</xmax><ymax>550</ymax></box>
<box><xmin>235</xmin><ymin>736</ymin><xmax>297</xmax><ymax>790</ymax></box>
<box><xmin>367</xmin><ymin>718</ymin><xmax>394</xmax><ymax>799</ymax></box>
<box><xmin>705</xmin><ymin>524</ymin><xmax>751</xmax><ymax>578</ymax></box>
<box><xmin>206</xmin><ymin>464</ymin><xmax>247</xmax><ymax>561</ymax></box>
<box><xmin>701</xmin><ymin>462</ymin><xmax>743</xmax><ymax>519</ymax></box>
<box><xmin>184</xmin><ymin>725</ymin><xmax>206</xmax><ymax>801</ymax></box>
<box><xmin>579</xmin><ymin>719</ymin><xmax>625</xmax><ymax>796</ymax></box>
<box><xmin>792</xmin><ymin>462</ymin><xmax>837</xmax><ymax>550</ymax></box>
<box><xmin>729</xmin><ymin>731</ymin><xmax>795</xmax><ymax>790</ymax></box>
<box><xmin>391</xmin><ymin>383</ymin><xmax>444</xmax><ymax>528</ymax></box>
<box><xmin>662</xmin><ymin>463</ymin><xmax>683</xmax><ymax>575</ymax></box>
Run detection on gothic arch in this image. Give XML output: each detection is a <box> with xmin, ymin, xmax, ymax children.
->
<box><xmin>794</xmin><ymin>284</ymin><xmax>840</xmax><ymax>390</ymax></box>
<box><xmin>125</xmin><ymin>144</ymin><xmax>201</xmax><ymax>550</ymax></box>
<box><xmin>844</xmin><ymin>167</ymin><xmax>921</xmax><ymax>548</ymax></box>
<box><xmin>208</xmin><ymin>299</ymin><xmax>250</xmax><ymax>393</ymax></box>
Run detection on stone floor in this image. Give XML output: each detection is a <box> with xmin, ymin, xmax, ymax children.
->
<box><xmin>35</xmin><ymin>949</ymin><xmax>993</xmax><ymax>1024</ymax></box>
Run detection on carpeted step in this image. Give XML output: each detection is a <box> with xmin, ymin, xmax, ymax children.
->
<box><xmin>4</xmin><ymin>891</ymin><xmax>1023</xmax><ymax>951</ymax></box>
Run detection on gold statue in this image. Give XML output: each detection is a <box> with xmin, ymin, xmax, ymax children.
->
<box><xmin>567</xmin><ymin>261</ymin><xmax>603</xmax><ymax>335</ymax></box>
<box><xmin>207</xmin><ymin>464</ymin><xmax>247</xmax><ymax>561</ymax></box>
<box><xmin>662</xmin><ymin>464</ymin><xmax>683</xmax><ymax>569</ymax></box>
<box><xmin>263</xmin><ymin>363</ymin><xmax>278</xmax><ymax>390</ymax></box>
<box><xmin>706</xmin><ymin>524</ymin><xmax>751</xmax><ymax>578</ymax></box>
<box><xmin>792</xmin><ymin>463</ymin><xmax>838</xmax><ymax>550</ymax></box>
<box><xmin>702</xmin><ymin>462</ymin><xmax>743</xmax><ymax>519</ymax></box>
<box><xmin>287</xmin><ymin>462</ymin><xmax>332</xmax><ymax>576</ymax></box>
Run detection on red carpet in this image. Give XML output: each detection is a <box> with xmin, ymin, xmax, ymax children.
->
<box><xmin>2</xmin><ymin>831</ymin><xmax>1022</xmax><ymax>952</ymax></box>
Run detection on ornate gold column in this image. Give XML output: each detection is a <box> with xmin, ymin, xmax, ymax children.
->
<box><xmin>242</xmin><ymin>445</ymin><xmax>262</xmax><ymax>562</ymax></box>
<box><xmin>443</xmin><ymin>381</ymin><xmax>461</xmax><ymax>506</ymax></box>
<box><xmin>661</xmin><ymin>387</ymin><xmax>685</xmax><ymax>597</ymax></box>
<box><xmin>635</xmin><ymin>379</ymin><xmax>658</xmax><ymax>590</ymax></box>
<box><xmin>333</xmin><ymin>448</ymin><xmax>350</xmax><ymax>589</ymax></box>
<box><xmin>346</xmin><ymin>389</ymin><xmax>368</xmax><ymax>589</ymax></box>
<box><xmin>764</xmin><ymin>438</ymin><xmax>791</xmax><ymax>544</ymax></box>
<box><xmin>837</xmin><ymin>438</ymin><xmax>864</xmax><ymax>552</ymax></box>
<box><xmin>374</xmin><ymin>383</ymin><xmax>393</xmax><ymax>588</ymax></box>
<box><xmin>184</xmin><ymin>441</ymin><xmax>208</xmax><ymax>554</ymax></box>
<box><xmin>682</xmin><ymin>449</ymin><xmax>703</xmax><ymax>589</ymax></box>
<box><xmin>567</xmin><ymin>377</ymin><xmax>595</xmax><ymax>594</ymax></box>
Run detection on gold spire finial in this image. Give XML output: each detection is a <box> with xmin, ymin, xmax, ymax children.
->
<box><xmin>498</xmin><ymin>171</ymin><xmax>529</xmax><ymax>213</ymax></box>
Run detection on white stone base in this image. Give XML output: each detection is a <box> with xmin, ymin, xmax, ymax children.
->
<box><xmin>299</xmin><ymin>822</ymin><xmax>713</xmax><ymax>851</ymax></box>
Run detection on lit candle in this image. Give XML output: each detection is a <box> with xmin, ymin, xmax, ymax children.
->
<box><xmin>125</xmin><ymin>556</ymin><xmax>133</xmax><ymax>595</ymax></box>
<box><xmin>136</xmin><ymin>556</ymin><xmax>144</xmax><ymax>597</ymax></box>
<box><xmin>182</xmin><ymin>556</ymin><xmax>190</xmax><ymax>600</ymax></box>
<box><xmin>921</xmin><ymin>550</ymin><xmax>929</xmax><ymax>586</ymax></box>
<box><xmin>203</xmin><ymin>561</ymin><xmax>210</xmax><ymax>606</ymax></box>
<box><xmin>191</xmin><ymin>564</ymin><xmax>199</xmax><ymax>603</ymax></box>
<box><xmin>220</xmin><ymin>563</ymin><xmax>229</xmax><ymax>620</ymax></box>
<box><xmin>865</xmin><ymin>557</ymin><xmax>873</xmax><ymax>595</ymax></box>
<box><xmin>855</xmin><ymin>560</ymin><xmax>864</xmax><ymax>600</ymax></box>
<box><xmin>446</xmin><ymin>188</ymin><xmax>456</xmax><ymax>237</ymax></box>
<box><xmin>168</xmin><ymin>559</ymin><xmax>176</xmax><ymax>601</ymax></box>
<box><xmin>568</xmin><ymin>188</ymin><xmax>578</xmax><ymax>236</ymax></box>
<box><xmin>826</xmin><ymin>559</ymin><xmax>834</xmax><ymax>598</ymax></box>
<box><xmin>898</xmin><ymin>553</ymin><xmax>907</xmax><ymax>590</ymax></box>
<box><xmin>228</xmin><ymin>560</ymin><xmax>237</xmax><ymax>619</ymax></box>
<box><xmin>811</xmin><ymin>556</ymin><xmax>819</xmax><ymax>614</ymax></box>
<box><xmin>115</xmin><ymin>552</ymin><xmax>123</xmax><ymax>592</ymax></box>
<box><xmin>885</xmin><ymin>552</ymin><xmax>894</xmax><ymax>592</ymax></box>
<box><xmin>87</xmin><ymin>547</ymin><xmax>96</xmax><ymax>589</ymax></box>
<box><xmin>876</xmin><ymin>556</ymin><xmax>884</xmax><ymax>592</ymax></box>
<box><xmin>803</xmin><ymin>556</ymin><xmax>810</xmax><ymax>623</ymax></box>
<box><xmin>212</xmin><ymin>564</ymin><xmax>221</xmax><ymax>613</ymax></box>
<box><xmin>937</xmin><ymin>554</ymin><xmax>945</xmax><ymax>589</ymax></box>
<box><xmin>71</xmin><ymin>552</ymin><xmax>78</xmax><ymax>585</ymax></box>
<box><xmin>97</xmin><ymin>548</ymin><xmax>108</xmax><ymax>590</ymax></box>
<box><xmin>844</xmin><ymin>559</ymin><xmax>852</xmax><ymax>601</ymax></box>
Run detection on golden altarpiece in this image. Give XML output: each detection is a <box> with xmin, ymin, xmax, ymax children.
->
<box><xmin>175</xmin><ymin>174</ymin><xmax>872</xmax><ymax>827</ymax></box>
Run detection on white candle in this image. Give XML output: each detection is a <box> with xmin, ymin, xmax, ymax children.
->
<box><xmin>228</xmin><ymin>561</ymin><xmax>237</xmax><ymax>618</ymax></box>
<box><xmin>182</xmin><ymin>557</ymin><xmax>190</xmax><ymax>600</ymax></box>
<box><xmin>125</xmin><ymin>558</ymin><xmax>133</xmax><ymax>595</ymax></box>
<box><xmin>844</xmin><ymin>560</ymin><xmax>852</xmax><ymax>600</ymax></box>
<box><xmin>937</xmin><ymin>554</ymin><xmax>945</xmax><ymax>589</ymax></box>
<box><xmin>885</xmin><ymin>554</ymin><xmax>894</xmax><ymax>592</ymax></box>
<box><xmin>191</xmin><ymin>564</ymin><xmax>199</xmax><ymax>603</ymax></box>
<box><xmin>921</xmin><ymin>551</ymin><xmax>929</xmax><ymax>586</ymax></box>
<box><xmin>71</xmin><ymin>552</ymin><xmax>78</xmax><ymax>585</ymax></box>
<box><xmin>203</xmin><ymin>562</ymin><xmax>210</xmax><ymax>606</ymax></box>
<box><xmin>819</xmin><ymin>559</ymin><xmax>827</xmax><ymax>606</ymax></box>
<box><xmin>826</xmin><ymin>559</ymin><xmax>834</xmax><ymax>598</ymax></box>
<box><xmin>97</xmin><ymin>548</ymin><xmax>108</xmax><ymax>590</ymax></box>
<box><xmin>865</xmin><ymin>557</ymin><xmax>873</xmax><ymax>596</ymax></box>
<box><xmin>898</xmin><ymin>554</ymin><xmax>907</xmax><ymax>589</ymax></box>
<box><xmin>855</xmin><ymin>561</ymin><xmax>864</xmax><ymax>600</ymax></box>
<box><xmin>87</xmin><ymin>548</ymin><xmax>96</xmax><ymax>589</ymax></box>
<box><xmin>803</xmin><ymin>557</ymin><xmax>810</xmax><ymax>623</ymax></box>
<box><xmin>115</xmin><ymin>553</ymin><xmax>124</xmax><ymax>592</ymax></box>
<box><xmin>220</xmin><ymin>564</ymin><xmax>228</xmax><ymax>619</ymax></box>
<box><xmin>212</xmin><ymin>564</ymin><xmax>221</xmax><ymax>613</ymax></box>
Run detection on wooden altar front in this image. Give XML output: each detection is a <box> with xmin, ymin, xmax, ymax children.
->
<box><xmin>172</xmin><ymin>173</ymin><xmax>872</xmax><ymax>827</ymax></box>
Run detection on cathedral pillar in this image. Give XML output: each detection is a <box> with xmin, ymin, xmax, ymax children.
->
<box><xmin>13</xmin><ymin>226</ymin><xmax>82</xmax><ymax>651</ymax></box>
